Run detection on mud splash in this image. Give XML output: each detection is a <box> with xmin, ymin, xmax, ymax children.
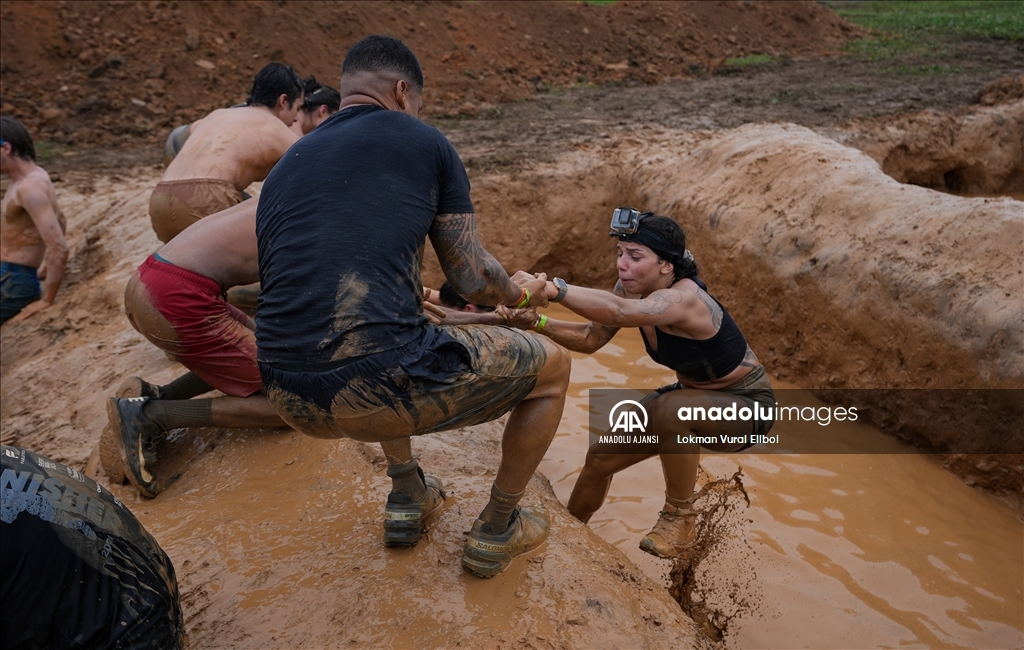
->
<box><xmin>669</xmin><ymin>470</ymin><xmax>752</xmax><ymax>642</ymax></box>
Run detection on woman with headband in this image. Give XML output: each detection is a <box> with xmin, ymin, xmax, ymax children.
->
<box><xmin>502</xmin><ymin>208</ymin><xmax>775</xmax><ymax>558</ymax></box>
<box><xmin>293</xmin><ymin>76</ymin><xmax>341</xmax><ymax>136</ymax></box>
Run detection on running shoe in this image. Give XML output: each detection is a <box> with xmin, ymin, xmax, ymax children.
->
<box><xmin>116</xmin><ymin>376</ymin><xmax>161</xmax><ymax>400</ymax></box>
<box><xmin>106</xmin><ymin>396</ymin><xmax>163</xmax><ymax>498</ymax></box>
<box><xmin>462</xmin><ymin>504</ymin><xmax>549</xmax><ymax>578</ymax></box>
<box><xmin>383</xmin><ymin>470</ymin><xmax>447</xmax><ymax>547</ymax></box>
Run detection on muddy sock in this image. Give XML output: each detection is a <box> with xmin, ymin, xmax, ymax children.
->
<box><xmin>157</xmin><ymin>372</ymin><xmax>214</xmax><ymax>401</ymax></box>
<box><xmin>386</xmin><ymin>459</ymin><xmax>425</xmax><ymax>501</ymax></box>
<box><xmin>479</xmin><ymin>484</ymin><xmax>524</xmax><ymax>534</ymax></box>
<box><xmin>665</xmin><ymin>494</ymin><xmax>694</xmax><ymax>511</ymax></box>
<box><xmin>144</xmin><ymin>399</ymin><xmax>213</xmax><ymax>430</ymax></box>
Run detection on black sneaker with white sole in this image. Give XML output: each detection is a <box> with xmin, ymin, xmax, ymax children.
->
<box><xmin>106</xmin><ymin>396</ymin><xmax>164</xmax><ymax>498</ymax></box>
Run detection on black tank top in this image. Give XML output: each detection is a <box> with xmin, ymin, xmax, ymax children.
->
<box><xmin>638</xmin><ymin>292</ymin><xmax>748</xmax><ymax>383</ymax></box>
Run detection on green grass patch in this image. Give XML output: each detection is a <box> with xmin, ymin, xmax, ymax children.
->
<box><xmin>842</xmin><ymin>33</ymin><xmax>949</xmax><ymax>61</ymax></box>
<box><xmin>725</xmin><ymin>53</ymin><xmax>776</xmax><ymax>67</ymax></box>
<box><xmin>830</xmin><ymin>1</ymin><xmax>1024</xmax><ymax>40</ymax></box>
<box><xmin>583</xmin><ymin>0</ymin><xmax>619</xmax><ymax>6</ymax></box>
<box><xmin>827</xmin><ymin>1</ymin><xmax>1023</xmax><ymax>64</ymax></box>
<box><xmin>831</xmin><ymin>0</ymin><xmax>1024</xmax><ymax>39</ymax></box>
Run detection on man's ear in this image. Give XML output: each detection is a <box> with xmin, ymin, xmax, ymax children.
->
<box><xmin>394</xmin><ymin>79</ymin><xmax>410</xmax><ymax>110</ymax></box>
<box><xmin>276</xmin><ymin>93</ymin><xmax>290</xmax><ymax>111</ymax></box>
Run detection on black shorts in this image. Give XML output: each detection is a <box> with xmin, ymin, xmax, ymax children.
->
<box><xmin>260</xmin><ymin>324</ymin><xmax>547</xmax><ymax>441</ymax></box>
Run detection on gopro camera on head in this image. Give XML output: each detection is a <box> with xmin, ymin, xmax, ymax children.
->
<box><xmin>610</xmin><ymin>206</ymin><xmax>641</xmax><ymax>237</ymax></box>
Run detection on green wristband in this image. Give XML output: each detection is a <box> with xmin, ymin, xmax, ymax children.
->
<box><xmin>515</xmin><ymin>288</ymin><xmax>532</xmax><ymax>309</ymax></box>
<box><xmin>534</xmin><ymin>314</ymin><xmax>548</xmax><ymax>332</ymax></box>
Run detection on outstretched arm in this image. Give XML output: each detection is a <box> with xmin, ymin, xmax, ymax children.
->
<box><xmin>539</xmin><ymin>278</ymin><xmax>699</xmax><ymax>329</ymax></box>
<box><xmin>428</xmin><ymin>212</ymin><xmax>547</xmax><ymax>308</ymax></box>
<box><xmin>11</xmin><ymin>180</ymin><xmax>68</xmax><ymax>321</ymax></box>
<box><xmin>502</xmin><ymin>280</ymin><xmax>626</xmax><ymax>354</ymax></box>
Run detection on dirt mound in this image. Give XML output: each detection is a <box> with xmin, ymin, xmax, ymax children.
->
<box><xmin>0</xmin><ymin>0</ymin><xmax>863</xmax><ymax>146</ymax></box>
<box><xmin>978</xmin><ymin>74</ymin><xmax>1024</xmax><ymax>106</ymax></box>
<box><xmin>833</xmin><ymin>99</ymin><xmax>1024</xmax><ymax>195</ymax></box>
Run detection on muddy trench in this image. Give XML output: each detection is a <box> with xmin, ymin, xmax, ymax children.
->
<box><xmin>1</xmin><ymin>110</ymin><xmax>1020</xmax><ymax>648</ymax></box>
<box><xmin>423</xmin><ymin>111</ymin><xmax>1024</xmax><ymax>501</ymax></box>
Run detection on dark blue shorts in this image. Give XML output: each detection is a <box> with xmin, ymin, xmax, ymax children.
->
<box><xmin>0</xmin><ymin>261</ymin><xmax>41</xmax><ymax>325</ymax></box>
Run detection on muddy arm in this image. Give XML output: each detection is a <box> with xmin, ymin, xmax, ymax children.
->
<box><xmin>499</xmin><ymin>279</ymin><xmax>625</xmax><ymax>354</ymax></box>
<box><xmin>11</xmin><ymin>180</ymin><xmax>68</xmax><ymax>321</ymax></box>
<box><xmin>428</xmin><ymin>212</ymin><xmax>548</xmax><ymax>308</ymax></box>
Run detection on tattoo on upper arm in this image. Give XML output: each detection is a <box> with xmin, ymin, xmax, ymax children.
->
<box><xmin>430</xmin><ymin>213</ymin><xmax>508</xmax><ymax>301</ymax></box>
<box><xmin>637</xmin><ymin>290</ymin><xmax>682</xmax><ymax>316</ymax></box>
<box><xmin>697</xmin><ymin>290</ymin><xmax>724</xmax><ymax>329</ymax></box>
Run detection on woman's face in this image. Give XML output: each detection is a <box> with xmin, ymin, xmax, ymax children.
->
<box><xmin>298</xmin><ymin>106</ymin><xmax>334</xmax><ymax>135</ymax></box>
<box><xmin>616</xmin><ymin>241</ymin><xmax>672</xmax><ymax>294</ymax></box>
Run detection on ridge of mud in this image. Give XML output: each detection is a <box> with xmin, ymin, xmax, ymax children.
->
<box><xmin>418</xmin><ymin>116</ymin><xmax>1023</xmax><ymax>501</ymax></box>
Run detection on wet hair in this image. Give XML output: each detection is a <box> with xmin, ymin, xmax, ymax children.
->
<box><xmin>637</xmin><ymin>214</ymin><xmax>699</xmax><ymax>282</ymax></box>
<box><xmin>439</xmin><ymin>281</ymin><xmax>494</xmax><ymax>312</ymax></box>
<box><xmin>342</xmin><ymin>35</ymin><xmax>424</xmax><ymax>91</ymax></box>
<box><xmin>0</xmin><ymin>116</ymin><xmax>35</xmax><ymax>161</ymax></box>
<box><xmin>247</xmin><ymin>62</ymin><xmax>304</xmax><ymax>109</ymax></box>
<box><xmin>301</xmin><ymin>76</ymin><xmax>341</xmax><ymax>113</ymax></box>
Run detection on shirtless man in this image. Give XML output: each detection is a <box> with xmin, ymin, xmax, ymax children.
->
<box><xmin>0</xmin><ymin>117</ymin><xmax>69</xmax><ymax>325</ymax></box>
<box><xmin>148</xmin><ymin>62</ymin><xmax>303</xmax><ymax>243</ymax></box>
<box><xmin>108</xmin><ymin>199</ymin><xmax>287</xmax><ymax>498</ymax></box>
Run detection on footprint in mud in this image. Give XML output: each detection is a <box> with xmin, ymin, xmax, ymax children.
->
<box><xmin>669</xmin><ymin>468</ymin><xmax>762</xmax><ymax>642</ymax></box>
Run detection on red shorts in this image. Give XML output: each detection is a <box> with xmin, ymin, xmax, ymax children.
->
<box><xmin>125</xmin><ymin>255</ymin><xmax>261</xmax><ymax>397</ymax></box>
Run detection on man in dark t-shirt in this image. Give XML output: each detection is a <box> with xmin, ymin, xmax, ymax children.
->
<box><xmin>255</xmin><ymin>35</ymin><xmax>570</xmax><ymax>578</ymax></box>
<box><xmin>1</xmin><ymin>445</ymin><xmax>184</xmax><ymax>648</ymax></box>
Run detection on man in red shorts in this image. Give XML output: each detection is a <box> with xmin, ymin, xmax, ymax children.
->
<box><xmin>108</xmin><ymin>199</ymin><xmax>286</xmax><ymax>498</ymax></box>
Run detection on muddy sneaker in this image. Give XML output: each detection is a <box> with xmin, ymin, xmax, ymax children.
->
<box><xmin>106</xmin><ymin>396</ymin><xmax>164</xmax><ymax>498</ymax></box>
<box><xmin>639</xmin><ymin>499</ymin><xmax>697</xmax><ymax>559</ymax></box>
<box><xmin>462</xmin><ymin>505</ymin><xmax>549</xmax><ymax>578</ymax></box>
<box><xmin>383</xmin><ymin>470</ymin><xmax>447</xmax><ymax>547</ymax></box>
<box><xmin>116</xmin><ymin>376</ymin><xmax>161</xmax><ymax>400</ymax></box>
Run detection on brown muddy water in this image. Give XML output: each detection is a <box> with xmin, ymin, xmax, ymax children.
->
<box><xmin>539</xmin><ymin>305</ymin><xmax>1024</xmax><ymax>649</ymax></box>
<box><xmin>97</xmin><ymin>286</ymin><xmax>1022</xmax><ymax>647</ymax></box>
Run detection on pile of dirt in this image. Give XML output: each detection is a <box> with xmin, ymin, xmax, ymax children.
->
<box><xmin>978</xmin><ymin>74</ymin><xmax>1024</xmax><ymax>106</ymax></box>
<box><xmin>0</xmin><ymin>0</ymin><xmax>863</xmax><ymax>146</ymax></box>
<box><xmin>833</xmin><ymin>96</ymin><xmax>1024</xmax><ymax>195</ymax></box>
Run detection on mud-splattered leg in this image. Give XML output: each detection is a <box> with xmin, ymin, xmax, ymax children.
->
<box><xmin>480</xmin><ymin>336</ymin><xmax>570</xmax><ymax>530</ymax></box>
<box><xmin>380</xmin><ymin>438</ymin><xmax>426</xmax><ymax>500</ymax></box>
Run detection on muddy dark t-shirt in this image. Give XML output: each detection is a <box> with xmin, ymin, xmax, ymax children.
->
<box><xmin>0</xmin><ymin>445</ymin><xmax>183</xmax><ymax>649</ymax></box>
<box><xmin>255</xmin><ymin>105</ymin><xmax>474</xmax><ymax>370</ymax></box>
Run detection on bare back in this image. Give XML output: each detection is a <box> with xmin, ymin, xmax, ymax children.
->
<box><xmin>160</xmin><ymin>106</ymin><xmax>298</xmax><ymax>190</ymax></box>
<box><xmin>0</xmin><ymin>166</ymin><xmax>66</xmax><ymax>268</ymax></box>
<box><xmin>157</xmin><ymin>199</ymin><xmax>259</xmax><ymax>288</ymax></box>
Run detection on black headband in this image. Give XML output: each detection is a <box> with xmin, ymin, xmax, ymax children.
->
<box><xmin>613</xmin><ymin>223</ymin><xmax>685</xmax><ymax>267</ymax></box>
